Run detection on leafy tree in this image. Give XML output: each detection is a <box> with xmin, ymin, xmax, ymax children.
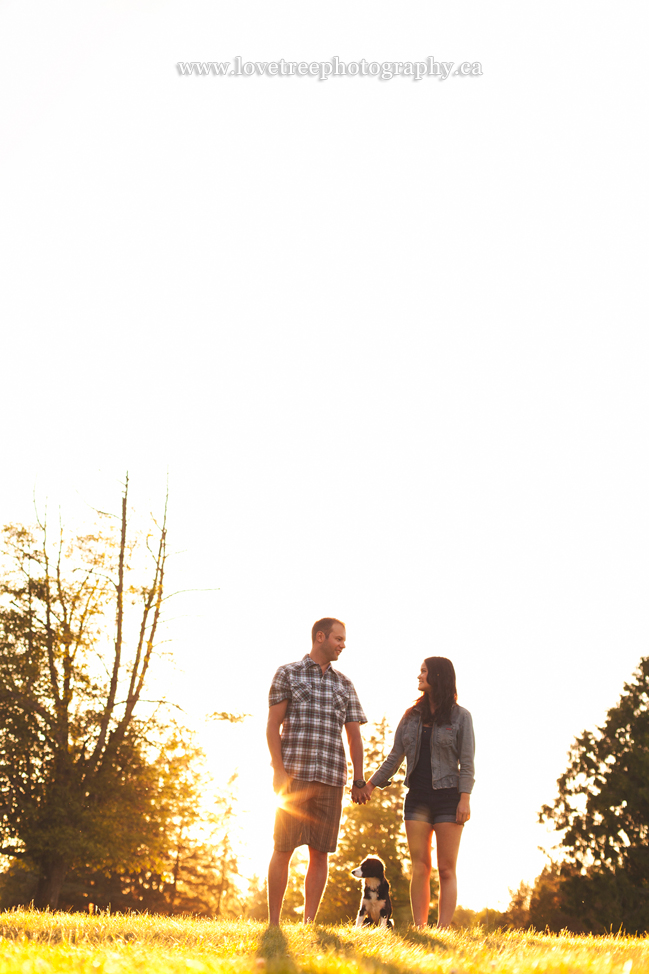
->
<box><xmin>472</xmin><ymin>907</ymin><xmax>507</xmax><ymax>931</ymax></box>
<box><xmin>538</xmin><ymin>656</ymin><xmax>649</xmax><ymax>932</ymax></box>
<box><xmin>0</xmin><ymin>479</ymin><xmax>176</xmax><ymax>908</ymax></box>
<box><xmin>452</xmin><ymin>904</ymin><xmax>507</xmax><ymax>931</ymax></box>
<box><xmin>198</xmin><ymin>773</ymin><xmax>243</xmax><ymax>917</ymax></box>
<box><xmin>0</xmin><ymin>732</ymin><xmax>245</xmax><ymax>916</ymax></box>
<box><xmin>524</xmin><ymin>866</ymin><xmax>587</xmax><ymax>932</ymax></box>
<box><xmin>119</xmin><ymin>737</ymin><xmax>243</xmax><ymax>917</ymax></box>
<box><xmin>541</xmin><ymin>656</ymin><xmax>649</xmax><ymax>874</ymax></box>
<box><xmin>503</xmin><ymin>879</ymin><xmax>534</xmax><ymax>929</ymax></box>
<box><xmin>503</xmin><ymin>864</ymin><xmax>635</xmax><ymax>934</ymax></box>
<box><xmin>318</xmin><ymin>718</ymin><xmax>439</xmax><ymax>926</ymax></box>
<box><xmin>244</xmin><ymin>875</ymin><xmax>268</xmax><ymax>920</ymax></box>
<box><xmin>452</xmin><ymin>904</ymin><xmax>477</xmax><ymax>928</ymax></box>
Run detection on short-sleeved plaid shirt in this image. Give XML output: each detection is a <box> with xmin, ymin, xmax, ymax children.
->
<box><xmin>269</xmin><ymin>655</ymin><xmax>367</xmax><ymax>787</ymax></box>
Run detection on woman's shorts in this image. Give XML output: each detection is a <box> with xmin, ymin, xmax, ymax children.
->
<box><xmin>403</xmin><ymin>786</ymin><xmax>461</xmax><ymax>826</ymax></box>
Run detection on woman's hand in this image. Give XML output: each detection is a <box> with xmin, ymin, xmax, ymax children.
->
<box><xmin>456</xmin><ymin>793</ymin><xmax>471</xmax><ymax>824</ymax></box>
<box><xmin>360</xmin><ymin>782</ymin><xmax>376</xmax><ymax>803</ymax></box>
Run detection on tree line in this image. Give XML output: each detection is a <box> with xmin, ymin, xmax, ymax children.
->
<box><xmin>0</xmin><ymin>479</ymin><xmax>247</xmax><ymax>914</ymax></box>
<box><xmin>2</xmin><ymin>482</ymin><xmax>649</xmax><ymax>929</ymax></box>
<box><xmin>504</xmin><ymin>655</ymin><xmax>649</xmax><ymax>934</ymax></box>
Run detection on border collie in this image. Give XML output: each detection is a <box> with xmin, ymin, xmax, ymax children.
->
<box><xmin>350</xmin><ymin>856</ymin><xmax>393</xmax><ymax>928</ymax></box>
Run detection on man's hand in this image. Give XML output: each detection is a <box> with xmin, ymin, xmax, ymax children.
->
<box><xmin>351</xmin><ymin>782</ymin><xmax>375</xmax><ymax>804</ymax></box>
<box><xmin>273</xmin><ymin>768</ymin><xmax>291</xmax><ymax>795</ymax></box>
<box><xmin>456</xmin><ymin>793</ymin><xmax>471</xmax><ymax>824</ymax></box>
<box><xmin>345</xmin><ymin>722</ymin><xmax>366</xmax><ymax>804</ymax></box>
<box><xmin>351</xmin><ymin>783</ymin><xmax>367</xmax><ymax>804</ymax></box>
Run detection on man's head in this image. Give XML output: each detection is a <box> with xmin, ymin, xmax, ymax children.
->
<box><xmin>311</xmin><ymin>617</ymin><xmax>346</xmax><ymax>664</ymax></box>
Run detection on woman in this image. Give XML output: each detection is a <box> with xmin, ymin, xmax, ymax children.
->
<box><xmin>361</xmin><ymin>657</ymin><xmax>474</xmax><ymax>927</ymax></box>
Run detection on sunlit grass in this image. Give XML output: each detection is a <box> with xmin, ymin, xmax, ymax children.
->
<box><xmin>0</xmin><ymin>911</ymin><xmax>647</xmax><ymax>973</ymax></box>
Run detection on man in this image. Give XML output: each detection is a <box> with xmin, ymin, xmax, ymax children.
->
<box><xmin>266</xmin><ymin>617</ymin><xmax>368</xmax><ymax>925</ymax></box>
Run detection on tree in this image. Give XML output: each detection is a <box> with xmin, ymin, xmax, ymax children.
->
<box><xmin>0</xmin><ymin>478</ymin><xmax>174</xmax><ymax>908</ymax></box>
<box><xmin>503</xmin><ymin>864</ymin><xmax>636</xmax><ymax>934</ymax></box>
<box><xmin>200</xmin><ymin>773</ymin><xmax>244</xmax><ymax>917</ymax></box>
<box><xmin>503</xmin><ymin>880</ymin><xmax>534</xmax><ymax>929</ymax></box>
<box><xmin>317</xmin><ymin>718</ymin><xmax>439</xmax><ymax>926</ymax></box>
<box><xmin>539</xmin><ymin>656</ymin><xmax>649</xmax><ymax>932</ymax></box>
<box><xmin>0</xmin><ymin>725</ymin><xmax>246</xmax><ymax>916</ymax></box>
<box><xmin>130</xmin><ymin>736</ymin><xmax>243</xmax><ymax>917</ymax></box>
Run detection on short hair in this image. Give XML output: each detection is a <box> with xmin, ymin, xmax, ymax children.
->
<box><xmin>311</xmin><ymin>617</ymin><xmax>345</xmax><ymax>644</ymax></box>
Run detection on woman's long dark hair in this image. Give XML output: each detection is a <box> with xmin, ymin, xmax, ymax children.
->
<box><xmin>413</xmin><ymin>656</ymin><xmax>457</xmax><ymax>725</ymax></box>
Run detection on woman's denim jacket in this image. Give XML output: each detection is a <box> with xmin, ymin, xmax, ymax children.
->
<box><xmin>371</xmin><ymin>704</ymin><xmax>475</xmax><ymax>794</ymax></box>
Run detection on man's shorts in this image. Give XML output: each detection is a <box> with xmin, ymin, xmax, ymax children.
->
<box><xmin>273</xmin><ymin>778</ymin><xmax>344</xmax><ymax>854</ymax></box>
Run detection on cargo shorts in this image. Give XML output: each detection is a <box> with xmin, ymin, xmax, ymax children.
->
<box><xmin>273</xmin><ymin>778</ymin><xmax>344</xmax><ymax>854</ymax></box>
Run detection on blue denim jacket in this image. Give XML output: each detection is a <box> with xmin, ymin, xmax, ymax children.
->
<box><xmin>370</xmin><ymin>704</ymin><xmax>475</xmax><ymax>794</ymax></box>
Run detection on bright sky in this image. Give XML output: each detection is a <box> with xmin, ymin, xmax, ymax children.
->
<box><xmin>1</xmin><ymin>0</ymin><xmax>648</xmax><ymax>912</ymax></box>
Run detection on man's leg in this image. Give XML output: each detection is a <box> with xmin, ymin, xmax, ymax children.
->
<box><xmin>268</xmin><ymin>849</ymin><xmax>293</xmax><ymax>926</ymax></box>
<box><xmin>303</xmin><ymin>846</ymin><xmax>329</xmax><ymax>923</ymax></box>
<box><xmin>302</xmin><ymin>781</ymin><xmax>342</xmax><ymax>922</ymax></box>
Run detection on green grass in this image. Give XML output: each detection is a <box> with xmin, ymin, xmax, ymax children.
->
<box><xmin>0</xmin><ymin>912</ymin><xmax>646</xmax><ymax>973</ymax></box>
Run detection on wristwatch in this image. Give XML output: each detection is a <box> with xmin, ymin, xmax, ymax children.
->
<box><xmin>353</xmin><ymin>779</ymin><xmax>366</xmax><ymax>789</ymax></box>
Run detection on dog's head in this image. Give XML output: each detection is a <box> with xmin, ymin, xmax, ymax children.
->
<box><xmin>350</xmin><ymin>856</ymin><xmax>386</xmax><ymax>881</ymax></box>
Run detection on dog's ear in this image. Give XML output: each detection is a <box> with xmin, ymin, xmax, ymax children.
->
<box><xmin>363</xmin><ymin>857</ymin><xmax>385</xmax><ymax>879</ymax></box>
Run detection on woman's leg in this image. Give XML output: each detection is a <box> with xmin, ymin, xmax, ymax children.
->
<box><xmin>405</xmin><ymin>820</ymin><xmax>435</xmax><ymax>926</ymax></box>
<box><xmin>432</xmin><ymin>822</ymin><xmax>463</xmax><ymax>927</ymax></box>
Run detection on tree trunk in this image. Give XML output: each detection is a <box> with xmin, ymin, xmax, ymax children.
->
<box><xmin>34</xmin><ymin>859</ymin><xmax>67</xmax><ymax>909</ymax></box>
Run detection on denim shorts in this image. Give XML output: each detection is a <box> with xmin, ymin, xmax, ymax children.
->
<box><xmin>403</xmin><ymin>786</ymin><xmax>461</xmax><ymax>825</ymax></box>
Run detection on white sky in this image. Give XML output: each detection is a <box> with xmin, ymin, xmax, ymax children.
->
<box><xmin>1</xmin><ymin>0</ymin><xmax>648</xmax><ymax>912</ymax></box>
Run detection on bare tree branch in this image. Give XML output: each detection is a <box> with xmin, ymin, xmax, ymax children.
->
<box><xmin>111</xmin><ymin>488</ymin><xmax>168</xmax><ymax>751</ymax></box>
<box><xmin>206</xmin><ymin>712</ymin><xmax>251</xmax><ymax>723</ymax></box>
<box><xmin>40</xmin><ymin>515</ymin><xmax>61</xmax><ymax>711</ymax></box>
<box><xmin>86</xmin><ymin>475</ymin><xmax>129</xmax><ymax>774</ymax></box>
<box><xmin>159</xmin><ymin>588</ymin><xmax>220</xmax><ymax>604</ymax></box>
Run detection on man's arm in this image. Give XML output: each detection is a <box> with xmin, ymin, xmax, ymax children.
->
<box><xmin>345</xmin><ymin>722</ymin><xmax>367</xmax><ymax>804</ymax></box>
<box><xmin>267</xmin><ymin>700</ymin><xmax>290</xmax><ymax>794</ymax></box>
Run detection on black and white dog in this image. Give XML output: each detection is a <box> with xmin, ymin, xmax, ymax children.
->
<box><xmin>351</xmin><ymin>856</ymin><xmax>393</xmax><ymax>929</ymax></box>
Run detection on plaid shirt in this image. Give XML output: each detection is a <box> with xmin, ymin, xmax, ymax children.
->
<box><xmin>269</xmin><ymin>655</ymin><xmax>367</xmax><ymax>787</ymax></box>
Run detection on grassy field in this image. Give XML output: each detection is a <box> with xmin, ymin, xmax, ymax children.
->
<box><xmin>0</xmin><ymin>911</ymin><xmax>646</xmax><ymax>974</ymax></box>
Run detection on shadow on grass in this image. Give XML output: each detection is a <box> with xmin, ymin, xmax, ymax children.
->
<box><xmin>258</xmin><ymin>926</ymin><xmax>297</xmax><ymax>973</ymax></box>
<box><xmin>315</xmin><ymin>926</ymin><xmax>418</xmax><ymax>974</ymax></box>
<box><xmin>314</xmin><ymin>928</ymin><xmax>354</xmax><ymax>954</ymax></box>
<box><xmin>400</xmin><ymin>926</ymin><xmax>448</xmax><ymax>951</ymax></box>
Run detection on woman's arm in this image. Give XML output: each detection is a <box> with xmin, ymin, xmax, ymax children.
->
<box><xmin>364</xmin><ymin>715</ymin><xmax>408</xmax><ymax>791</ymax></box>
<box><xmin>457</xmin><ymin>709</ymin><xmax>475</xmax><ymax>799</ymax></box>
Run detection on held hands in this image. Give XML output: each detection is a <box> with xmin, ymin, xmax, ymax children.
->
<box><xmin>456</xmin><ymin>793</ymin><xmax>471</xmax><ymax>824</ymax></box>
<box><xmin>351</xmin><ymin>782</ymin><xmax>375</xmax><ymax>805</ymax></box>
